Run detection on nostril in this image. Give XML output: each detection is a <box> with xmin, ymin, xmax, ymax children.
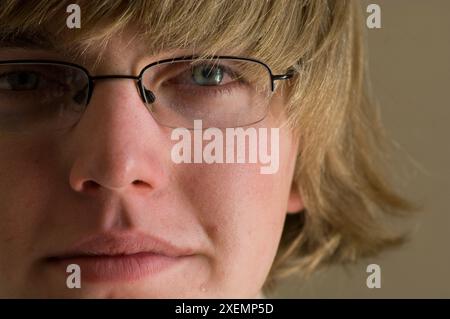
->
<box><xmin>132</xmin><ymin>180</ymin><xmax>146</xmax><ymax>186</ymax></box>
<box><xmin>132</xmin><ymin>180</ymin><xmax>152</xmax><ymax>190</ymax></box>
<box><xmin>83</xmin><ymin>180</ymin><xmax>100</xmax><ymax>191</ymax></box>
<box><xmin>77</xmin><ymin>180</ymin><xmax>149</xmax><ymax>193</ymax></box>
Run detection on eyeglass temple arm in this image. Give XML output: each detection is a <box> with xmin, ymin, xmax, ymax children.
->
<box><xmin>270</xmin><ymin>68</ymin><xmax>295</xmax><ymax>91</ymax></box>
<box><xmin>272</xmin><ymin>68</ymin><xmax>295</xmax><ymax>82</ymax></box>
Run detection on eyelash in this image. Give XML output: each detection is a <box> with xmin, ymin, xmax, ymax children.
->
<box><xmin>171</xmin><ymin>64</ymin><xmax>246</xmax><ymax>94</ymax></box>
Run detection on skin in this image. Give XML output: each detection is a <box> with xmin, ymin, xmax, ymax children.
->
<box><xmin>0</xmin><ymin>29</ymin><xmax>303</xmax><ymax>298</ymax></box>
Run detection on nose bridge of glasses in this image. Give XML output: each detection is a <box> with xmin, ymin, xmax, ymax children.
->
<box><xmin>89</xmin><ymin>74</ymin><xmax>151</xmax><ymax>104</ymax></box>
<box><xmin>91</xmin><ymin>74</ymin><xmax>141</xmax><ymax>81</ymax></box>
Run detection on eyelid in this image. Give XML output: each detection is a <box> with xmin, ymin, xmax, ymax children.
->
<box><xmin>150</xmin><ymin>62</ymin><xmax>238</xmax><ymax>88</ymax></box>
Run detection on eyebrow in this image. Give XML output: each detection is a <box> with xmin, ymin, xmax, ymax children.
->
<box><xmin>0</xmin><ymin>29</ymin><xmax>58</xmax><ymax>50</ymax></box>
<box><xmin>0</xmin><ymin>29</ymin><xmax>223</xmax><ymax>68</ymax></box>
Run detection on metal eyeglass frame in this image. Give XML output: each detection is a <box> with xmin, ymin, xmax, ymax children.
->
<box><xmin>0</xmin><ymin>55</ymin><xmax>295</xmax><ymax>107</ymax></box>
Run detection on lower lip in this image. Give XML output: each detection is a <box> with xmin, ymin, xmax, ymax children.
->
<box><xmin>50</xmin><ymin>252</ymin><xmax>183</xmax><ymax>282</ymax></box>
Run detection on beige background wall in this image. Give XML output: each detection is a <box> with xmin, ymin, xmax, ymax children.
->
<box><xmin>272</xmin><ymin>0</ymin><xmax>450</xmax><ymax>298</ymax></box>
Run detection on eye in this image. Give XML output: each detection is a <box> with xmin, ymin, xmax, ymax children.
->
<box><xmin>0</xmin><ymin>71</ymin><xmax>40</xmax><ymax>90</ymax></box>
<box><xmin>191</xmin><ymin>64</ymin><xmax>225</xmax><ymax>86</ymax></box>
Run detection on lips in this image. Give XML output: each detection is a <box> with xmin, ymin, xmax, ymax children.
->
<box><xmin>46</xmin><ymin>232</ymin><xmax>194</xmax><ymax>282</ymax></box>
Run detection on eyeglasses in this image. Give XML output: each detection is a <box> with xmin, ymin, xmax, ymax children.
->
<box><xmin>0</xmin><ymin>56</ymin><xmax>294</xmax><ymax>134</ymax></box>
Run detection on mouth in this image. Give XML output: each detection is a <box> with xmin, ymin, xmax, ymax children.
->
<box><xmin>45</xmin><ymin>232</ymin><xmax>194</xmax><ymax>283</ymax></box>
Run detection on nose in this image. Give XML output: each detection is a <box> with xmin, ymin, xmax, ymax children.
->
<box><xmin>66</xmin><ymin>79</ymin><xmax>168</xmax><ymax>196</ymax></box>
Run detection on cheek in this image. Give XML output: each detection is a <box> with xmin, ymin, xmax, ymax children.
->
<box><xmin>0</xmin><ymin>136</ymin><xmax>61</xmax><ymax>265</ymax></box>
<box><xmin>172</xmin><ymin>127</ymin><xmax>297</xmax><ymax>295</ymax></box>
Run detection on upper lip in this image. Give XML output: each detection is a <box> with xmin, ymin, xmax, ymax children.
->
<box><xmin>47</xmin><ymin>232</ymin><xmax>194</xmax><ymax>260</ymax></box>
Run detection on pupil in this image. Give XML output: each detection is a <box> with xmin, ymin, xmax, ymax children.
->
<box><xmin>193</xmin><ymin>65</ymin><xmax>223</xmax><ymax>85</ymax></box>
<box><xmin>18</xmin><ymin>73</ymin><xmax>27</xmax><ymax>84</ymax></box>
<box><xmin>9</xmin><ymin>72</ymin><xmax>38</xmax><ymax>90</ymax></box>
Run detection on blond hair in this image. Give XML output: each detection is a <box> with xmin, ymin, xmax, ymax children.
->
<box><xmin>0</xmin><ymin>0</ymin><xmax>413</xmax><ymax>294</ymax></box>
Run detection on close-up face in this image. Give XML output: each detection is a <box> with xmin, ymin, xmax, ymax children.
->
<box><xmin>3</xmin><ymin>0</ymin><xmax>441</xmax><ymax>301</ymax></box>
<box><xmin>0</xmin><ymin>27</ymin><xmax>302</xmax><ymax>298</ymax></box>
